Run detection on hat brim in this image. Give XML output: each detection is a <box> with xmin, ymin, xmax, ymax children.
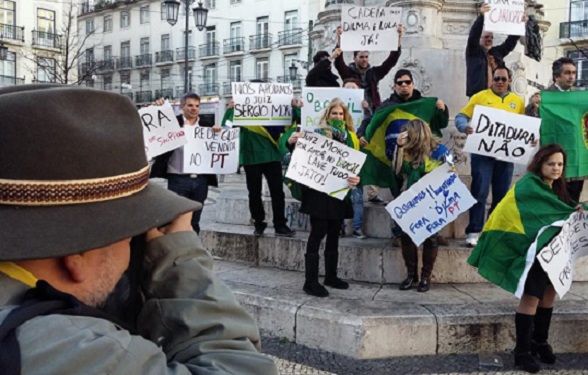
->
<box><xmin>0</xmin><ymin>183</ymin><xmax>201</xmax><ymax>261</ymax></box>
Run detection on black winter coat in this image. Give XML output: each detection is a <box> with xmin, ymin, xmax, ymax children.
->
<box><xmin>305</xmin><ymin>59</ymin><xmax>340</xmax><ymax>87</ymax></box>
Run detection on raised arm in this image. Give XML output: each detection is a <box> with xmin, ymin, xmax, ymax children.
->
<box><xmin>371</xmin><ymin>24</ymin><xmax>404</xmax><ymax>80</ymax></box>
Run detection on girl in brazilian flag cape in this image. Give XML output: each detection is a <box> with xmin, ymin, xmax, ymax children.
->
<box><xmin>468</xmin><ymin>144</ymin><xmax>585</xmax><ymax>373</ymax></box>
<box><xmin>282</xmin><ymin>99</ymin><xmax>360</xmax><ymax>298</ymax></box>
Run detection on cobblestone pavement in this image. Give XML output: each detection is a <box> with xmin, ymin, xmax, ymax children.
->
<box><xmin>262</xmin><ymin>337</ymin><xmax>588</xmax><ymax>375</ymax></box>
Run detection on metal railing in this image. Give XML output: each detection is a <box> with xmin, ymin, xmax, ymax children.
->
<box><xmin>118</xmin><ymin>56</ymin><xmax>133</xmax><ymax>69</ymax></box>
<box><xmin>0</xmin><ymin>75</ymin><xmax>25</xmax><ymax>86</ymax></box>
<box><xmin>560</xmin><ymin>20</ymin><xmax>588</xmax><ymax>39</ymax></box>
<box><xmin>199</xmin><ymin>42</ymin><xmax>220</xmax><ymax>58</ymax></box>
<box><xmin>155</xmin><ymin>50</ymin><xmax>174</xmax><ymax>63</ymax></box>
<box><xmin>223</xmin><ymin>37</ymin><xmax>245</xmax><ymax>54</ymax></box>
<box><xmin>135</xmin><ymin>54</ymin><xmax>152</xmax><ymax>67</ymax></box>
<box><xmin>32</xmin><ymin>30</ymin><xmax>62</xmax><ymax>49</ymax></box>
<box><xmin>176</xmin><ymin>47</ymin><xmax>196</xmax><ymax>61</ymax></box>
<box><xmin>278</xmin><ymin>28</ymin><xmax>303</xmax><ymax>46</ymax></box>
<box><xmin>121</xmin><ymin>91</ymin><xmax>133</xmax><ymax>101</ymax></box>
<box><xmin>249</xmin><ymin>34</ymin><xmax>272</xmax><ymax>51</ymax></box>
<box><xmin>277</xmin><ymin>74</ymin><xmax>302</xmax><ymax>90</ymax></box>
<box><xmin>155</xmin><ymin>88</ymin><xmax>174</xmax><ymax>99</ymax></box>
<box><xmin>222</xmin><ymin>82</ymin><xmax>233</xmax><ymax>96</ymax></box>
<box><xmin>32</xmin><ymin>79</ymin><xmax>55</xmax><ymax>84</ymax></box>
<box><xmin>199</xmin><ymin>83</ymin><xmax>219</xmax><ymax>96</ymax></box>
<box><xmin>136</xmin><ymin>90</ymin><xmax>153</xmax><ymax>103</ymax></box>
<box><xmin>97</xmin><ymin>58</ymin><xmax>116</xmax><ymax>72</ymax></box>
<box><xmin>0</xmin><ymin>23</ymin><xmax>25</xmax><ymax>42</ymax></box>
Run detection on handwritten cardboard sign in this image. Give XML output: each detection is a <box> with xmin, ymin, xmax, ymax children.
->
<box><xmin>182</xmin><ymin>127</ymin><xmax>240</xmax><ymax>174</ymax></box>
<box><xmin>139</xmin><ymin>101</ymin><xmax>187</xmax><ymax>159</ymax></box>
<box><xmin>285</xmin><ymin>132</ymin><xmax>366</xmax><ymax>200</ymax></box>
<box><xmin>232</xmin><ymin>82</ymin><xmax>294</xmax><ymax>126</ymax></box>
<box><xmin>463</xmin><ymin>106</ymin><xmax>540</xmax><ymax>164</ymax></box>
<box><xmin>341</xmin><ymin>6</ymin><xmax>402</xmax><ymax>51</ymax></box>
<box><xmin>301</xmin><ymin>87</ymin><xmax>364</xmax><ymax>131</ymax></box>
<box><xmin>386</xmin><ymin>164</ymin><xmax>476</xmax><ymax>246</ymax></box>
<box><xmin>537</xmin><ymin>211</ymin><xmax>588</xmax><ymax>298</ymax></box>
<box><xmin>483</xmin><ymin>0</ymin><xmax>526</xmax><ymax>36</ymax></box>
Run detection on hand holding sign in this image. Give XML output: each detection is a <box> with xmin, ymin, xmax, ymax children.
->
<box><xmin>139</xmin><ymin>101</ymin><xmax>187</xmax><ymax>159</ymax></box>
<box><xmin>483</xmin><ymin>0</ymin><xmax>526</xmax><ymax>36</ymax></box>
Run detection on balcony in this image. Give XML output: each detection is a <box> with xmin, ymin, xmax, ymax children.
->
<box><xmin>278</xmin><ymin>28</ymin><xmax>303</xmax><ymax>47</ymax></box>
<box><xmin>32</xmin><ymin>79</ymin><xmax>55</xmax><ymax>84</ymax></box>
<box><xmin>560</xmin><ymin>20</ymin><xmax>588</xmax><ymax>39</ymax></box>
<box><xmin>97</xmin><ymin>58</ymin><xmax>116</xmax><ymax>72</ymax></box>
<box><xmin>199</xmin><ymin>42</ymin><xmax>220</xmax><ymax>59</ymax></box>
<box><xmin>249</xmin><ymin>33</ymin><xmax>272</xmax><ymax>52</ymax></box>
<box><xmin>199</xmin><ymin>83</ymin><xmax>219</xmax><ymax>96</ymax></box>
<box><xmin>277</xmin><ymin>74</ymin><xmax>303</xmax><ymax>91</ymax></box>
<box><xmin>223</xmin><ymin>37</ymin><xmax>245</xmax><ymax>55</ymax></box>
<box><xmin>155</xmin><ymin>50</ymin><xmax>174</xmax><ymax>64</ymax></box>
<box><xmin>79</xmin><ymin>61</ymin><xmax>94</xmax><ymax>76</ymax></box>
<box><xmin>121</xmin><ymin>92</ymin><xmax>134</xmax><ymax>101</ymax></box>
<box><xmin>135</xmin><ymin>54</ymin><xmax>152</xmax><ymax>68</ymax></box>
<box><xmin>176</xmin><ymin>47</ymin><xmax>196</xmax><ymax>61</ymax></box>
<box><xmin>118</xmin><ymin>56</ymin><xmax>133</xmax><ymax>69</ymax></box>
<box><xmin>155</xmin><ymin>88</ymin><xmax>174</xmax><ymax>99</ymax></box>
<box><xmin>135</xmin><ymin>90</ymin><xmax>153</xmax><ymax>103</ymax></box>
<box><xmin>0</xmin><ymin>75</ymin><xmax>25</xmax><ymax>86</ymax></box>
<box><xmin>32</xmin><ymin>30</ymin><xmax>62</xmax><ymax>50</ymax></box>
<box><xmin>0</xmin><ymin>23</ymin><xmax>25</xmax><ymax>42</ymax></box>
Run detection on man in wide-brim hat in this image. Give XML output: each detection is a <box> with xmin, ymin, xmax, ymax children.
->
<box><xmin>0</xmin><ymin>85</ymin><xmax>278</xmax><ymax>374</ymax></box>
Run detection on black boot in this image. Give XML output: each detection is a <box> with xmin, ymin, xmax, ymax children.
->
<box><xmin>324</xmin><ymin>243</ymin><xmax>348</xmax><ymax>289</ymax></box>
<box><xmin>399</xmin><ymin>234</ymin><xmax>418</xmax><ymax>290</ymax></box>
<box><xmin>418</xmin><ymin>236</ymin><xmax>439</xmax><ymax>293</ymax></box>
<box><xmin>303</xmin><ymin>253</ymin><xmax>328</xmax><ymax>297</ymax></box>
<box><xmin>531</xmin><ymin>307</ymin><xmax>555</xmax><ymax>364</ymax></box>
<box><xmin>514</xmin><ymin>312</ymin><xmax>541</xmax><ymax>373</ymax></box>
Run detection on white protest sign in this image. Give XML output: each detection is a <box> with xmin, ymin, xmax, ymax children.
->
<box><xmin>302</xmin><ymin>87</ymin><xmax>364</xmax><ymax>131</ymax></box>
<box><xmin>386</xmin><ymin>164</ymin><xmax>476</xmax><ymax>246</ymax></box>
<box><xmin>285</xmin><ymin>132</ymin><xmax>366</xmax><ymax>200</ymax></box>
<box><xmin>139</xmin><ymin>101</ymin><xmax>187</xmax><ymax>159</ymax></box>
<box><xmin>483</xmin><ymin>0</ymin><xmax>526</xmax><ymax>36</ymax></box>
<box><xmin>463</xmin><ymin>106</ymin><xmax>540</xmax><ymax>164</ymax></box>
<box><xmin>182</xmin><ymin>127</ymin><xmax>240</xmax><ymax>174</ymax></box>
<box><xmin>537</xmin><ymin>211</ymin><xmax>588</xmax><ymax>298</ymax></box>
<box><xmin>341</xmin><ymin>6</ymin><xmax>402</xmax><ymax>52</ymax></box>
<box><xmin>232</xmin><ymin>82</ymin><xmax>294</xmax><ymax>126</ymax></box>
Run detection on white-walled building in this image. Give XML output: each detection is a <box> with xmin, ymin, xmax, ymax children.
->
<box><xmin>77</xmin><ymin>0</ymin><xmax>320</xmax><ymax>107</ymax></box>
<box><xmin>0</xmin><ymin>0</ymin><xmax>73</xmax><ymax>87</ymax></box>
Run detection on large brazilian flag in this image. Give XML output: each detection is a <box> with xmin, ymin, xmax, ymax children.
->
<box><xmin>540</xmin><ymin>91</ymin><xmax>588</xmax><ymax>179</ymax></box>
<box><xmin>467</xmin><ymin>173</ymin><xmax>577</xmax><ymax>296</ymax></box>
<box><xmin>362</xmin><ymin>97</ymin><xmax>447</xmax><ymax>195</ymax></box>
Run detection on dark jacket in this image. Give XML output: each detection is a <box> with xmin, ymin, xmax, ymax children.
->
<box><xmin>150</xmin><ymin>115</ymin><xmax>219</xmax><ymax>187</ymax></box>
<box><xmin>334</xmin><ymin>48</ymin><xmax>401</xmax><ymax>111</ymax></box>
<box><xmin>466</xmin><ymin>15</ymin><xmax>519</xmax><ymax>97</ymax></box>
<box><xmin>305</xmin><ymin>59</ymin><xmax>340</xmax><ymax>87</ymax></box>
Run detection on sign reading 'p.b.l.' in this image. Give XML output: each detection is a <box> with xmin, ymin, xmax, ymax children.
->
<box><xmin>182</xmin><ymin>127</ymin><xmax>240</xmax><ymax>174</ymax></box>
<box><xmin>232</xmin><ymin>82</ymin><xmax>294</xmax><ymax>126</ymax></box>
<box><xmin>483</xmin><ymin>0</ymin><xmax>526</xmax><ymax>36</ymax></box>
<box><xmin>139</xmin><ymin>101</ymin><xmax>187</xmax><ymax>159</ymax></box>
<box><xmin>341</xmin><ymin>6</ymin><xmax>402</xmax><ymax>51</ymax></box>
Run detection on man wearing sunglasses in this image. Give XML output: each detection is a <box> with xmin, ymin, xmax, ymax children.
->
<box><xmin>466</xmin><ymin>3</ymin><xmax>521</xmax><ymax>97</ymax></box>
<box><xmin>455</xmin><ymin>66</ymin><xmax>525</xmax><ymax>247</ymax></box>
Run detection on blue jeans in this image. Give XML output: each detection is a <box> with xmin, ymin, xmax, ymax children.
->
<box><xmin>466</xmin><ymin>154</ymin><xmax>514</xmax><ymax>234</ymax></box>
<box><xmin>351</xmin><ymin>185</ymin><xmax>364</xmax><ymax>231</ymax></box>
<box><xmin>168</xmin><ymin>174</ymin><xmax>209</xmax><ymax>234</ymax></box>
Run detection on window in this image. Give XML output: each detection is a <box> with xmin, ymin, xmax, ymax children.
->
<box><xmin>120</xmin><ymin>11</ymin><xmax>130</xmax><ymax>28</ymax></box>
<box><xmin>205</xmin><ymin>0</ymin><xmax>216</xmax><ymax>9</ymax></box>
<box><xmin>140</xmin><ymin>38</ymin><xmax>150</xmax><ymax>54</ymax></box>
<box><xmin>567</xmin><ymin>50</ymin><xmax>587</xmax><ymax>84</ymax></box>
<box><xmin>86</xmin><ymin>48</ymin><xmax>94</xmax><ymax>63</ymax></box>
<box><xmin>104</xmin><ymin>45</ymin><xmax>112</xmax><ymax>68</ymax></box>
<box><xmin>256</xmin><ymin>57</ymin><xmax>269</xmax><ymax>81</ymax></box>
<box><xmin>229</xmin><ymin>22</ymin><xmax>242</xmax><ymax>51</ymax></box>
<box><xmin>255</xmin><ymin>17</ymin><xmax>270</xmax><ymax>49</ymax></box>
<box><xmin>0</xmin><ymin>51</ymin><xmax>16</xmax><ymax>77</ymax></box>
<box><xmin>103</xmin><ymin>75</ymin><xmax>113</xmax><ymax>90</ymax></box>
<box><xmin>104</xmin><ymin>15</ymin><xmax>112</xmax><ymax>32</ymax></box>
<box><xmin>0</xmin><ymin>1</ymin><xmax>16</xmax><ymax>27</ymax></box>
<box><xmin>140</xmin><ymin>5</ymin><xmax>150</xmax><ymax>24</ymax></box>
<box><xmin>160</xmin><ymin>2</ymin><xmax>166</xmax><ymax>20</ymax></box>
<box><xmin>120</xmin><ymin>71</ymin><xmax>131</xmax><ymax>85</ymax></box>
<box><xmin>230</xmin><ymin>0</ymin><xmax>242</xmax><ymax>4</ymax></box>
<box><xmin>85</xmin><ymin>78</ymin><xmax>94</xmax><ymax>88</ymax></box>
<box><xmin>229</xmin><ymin>60</ymin><xmax>242</xmax><ymax>82</ymax></box>
<box><xmin>161</xmin><ymin>34</ymin><xmax>170</xmax><ymax>51</ymax></box>
<box><xmin>161</xmin><ymin>68</ymin><xmax>171</xmax><ymax>87</ymax></box>
<box><xmin>85</xmin><ymin>19</ymin><xmax>94</xmax><ymax>34</ymax></box>
<box><xmin>37</xmin><ymin>8</ymin><xmax>56</xmax><ymax>34</ymax></box>
<box><xmin>571</xmin><ymin>0</ymin><xmax>588</xmax><ymax>21</ymax></box>
<box><xmin>204</xmin><ymin>63</ymin><xmax>216</xmax><ymax>85</ymax></box>
<box><xmin>206</xmin><ymin>26</ymin><xmax>216</xmax><ymax>44</ymax></box>
<box><xmin>121</xmin><ymin>41</ymin><xmax>130</xmax><ymax>58</ymax></box>
<box><xmin>284</xmin><ymin>10</ymin><xmax>299</xmax><ymax>30</ymax></box>
<box><xmin>257</xmin><ymin>16</ymin><xmax>269</xmax><ymax>36</ymax></box>
<box><xmin>37</xmin><ymin>57</ymin><xmax>56</xmax><ymax>83</ymax></box>
<box><xmin>140</xmin><ymin>71</ymin><xmax>150</xmax><ymax>88</ymax></box>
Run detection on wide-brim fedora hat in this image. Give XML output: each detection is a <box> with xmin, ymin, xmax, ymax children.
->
<box><xmin>0</xmin><ymin>85</ymin><xmax>201</xmax><ymax>261</ymax></box>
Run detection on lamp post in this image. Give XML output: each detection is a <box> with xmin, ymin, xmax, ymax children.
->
<box><xmin>164</xmin><ymin>0</ymin><xmax>208</xmax><ymax>94</ymax></box>
<box><xmin>289</xmin><ymin>60</ymin><xmax>308</xmax><ymax>82</ymax></box>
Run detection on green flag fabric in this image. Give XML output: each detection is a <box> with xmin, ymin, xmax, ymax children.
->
<box><xmin>362</xmin><ymin>97</ymin><xmax>447</xmax><ymax>195</ymax></box>
<box><xmin>540</xmin><ymin>91</ymin><xmax>588</xmax><ymax>179</ymax></box>
<box><xmin>467</xmin><ymin>173</ymin><xmax>577</xmax><ymax>296</ymax></box>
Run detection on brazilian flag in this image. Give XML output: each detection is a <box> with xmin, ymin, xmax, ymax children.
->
<box><xmin>362</xmin><ymin>97</ymin><xmax>447</xmax><ymax>195</ymax></box>
<box><xmin>467</xmin><ymin>173</ymin><xmax>577</xmax><ymax>296</ymax></box>
<box><xmin>540</xmin><ymin>91</ymin><xmax>588</xmax><ymax>179</ymax></box>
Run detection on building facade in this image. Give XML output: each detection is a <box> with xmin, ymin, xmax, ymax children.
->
<box><xmin>555</xmin><ymin>0</ymin><xmax>588</xmax><ymax>87</ymax></box>
<box><xmin>76</xmin><ymin>0</ymin><xmax>320</xmax><ymax>107</ymax></box>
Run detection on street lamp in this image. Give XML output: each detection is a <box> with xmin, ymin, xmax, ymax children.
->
<box><xmin>289</xmin><ymin>59</ymin><xmax>308</xmax><ymax>81</ymax></box>
<box><xmin>164</xmin><ymin>0</ymin><xmax>208</xmax><ymax>94</ymax></box>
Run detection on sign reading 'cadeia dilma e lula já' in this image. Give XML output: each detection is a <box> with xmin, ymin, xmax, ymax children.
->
<box><xmin>341</xmin><ymin>6</ymin><xmax>402</xmax><ymax>51</ymax></box>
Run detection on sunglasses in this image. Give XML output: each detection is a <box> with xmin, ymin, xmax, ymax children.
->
<box><xmin>396</xmin><ymin>80</ymin><xmax>412</xmax><ymax>86</ymax></box>
<box><xmin>493</xmin><ymin>76</ymin><xmax>508</xmax><ymax>83</ymax></box>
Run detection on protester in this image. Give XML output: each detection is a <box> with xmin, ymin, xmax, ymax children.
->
<box><xmin>150</xmin><ymin>93</ymin><xmax>221</xmax><ymax>234</ymax></box>
<box><xmin>222</xmin><ymin>80</ymin><xmax>296</xmax><ymax>237</ymax></box>
<box><xmin>455</xmin><ymin>65</ymin><xmax>525</xmax><ymax>247</ymax></box>
<box><xmin>394</xmin><ymin>119</ymin><xmax>451</xmax><ymax>292</ymax></box>
<box><xmin>542</xmin><ymin>57</ymin><xmax>585</xmax><ymax>202</ymax></box>
<box><xmin>306</xmin><ymin>50</ymin><xmax>341</xmax><ymax>87</ymax></box>
<box><xmin>0</xmin><ymin>84</ymin><xmax>278</xmax><ymax>374</ymax></box>
<box><xmin>466</xmin><ymin>3</ymin><xmax>520</xmax><ymax>97</ymax></box>
<box><xmin>468</xmin><ymin>144</ymin><xmax>585</xmax><ymax>373</ymax></box>
<box><xmin>285</xmin><ymin>99</ymin><xmax>360</xmax><ymax>297</ymax></box>
<box><xmin>525</xmin><ymin>92</ymin><xmax>541</xmax><ymax>118</ymax></box>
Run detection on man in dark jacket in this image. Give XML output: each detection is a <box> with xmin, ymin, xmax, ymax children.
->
<box><xmin>150</xmin><ymin>93</ymin><xmax>221</xmax><ymax>234</ymax></box>
<box><xmin>306</xmin><ymin>50</ymin><xmax>340</xmax><ymax>87</ymax></box>
<box><xmin>465</xmin><ymin>3</ymin><xmax>521</xmax><ymax>97</ymax></box>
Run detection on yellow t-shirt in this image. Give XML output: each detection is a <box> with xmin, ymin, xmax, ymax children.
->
<box><xmin>460</xmin><ymin>89</ymin><xmax>525</xmax><ymax>117</ymax></box>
